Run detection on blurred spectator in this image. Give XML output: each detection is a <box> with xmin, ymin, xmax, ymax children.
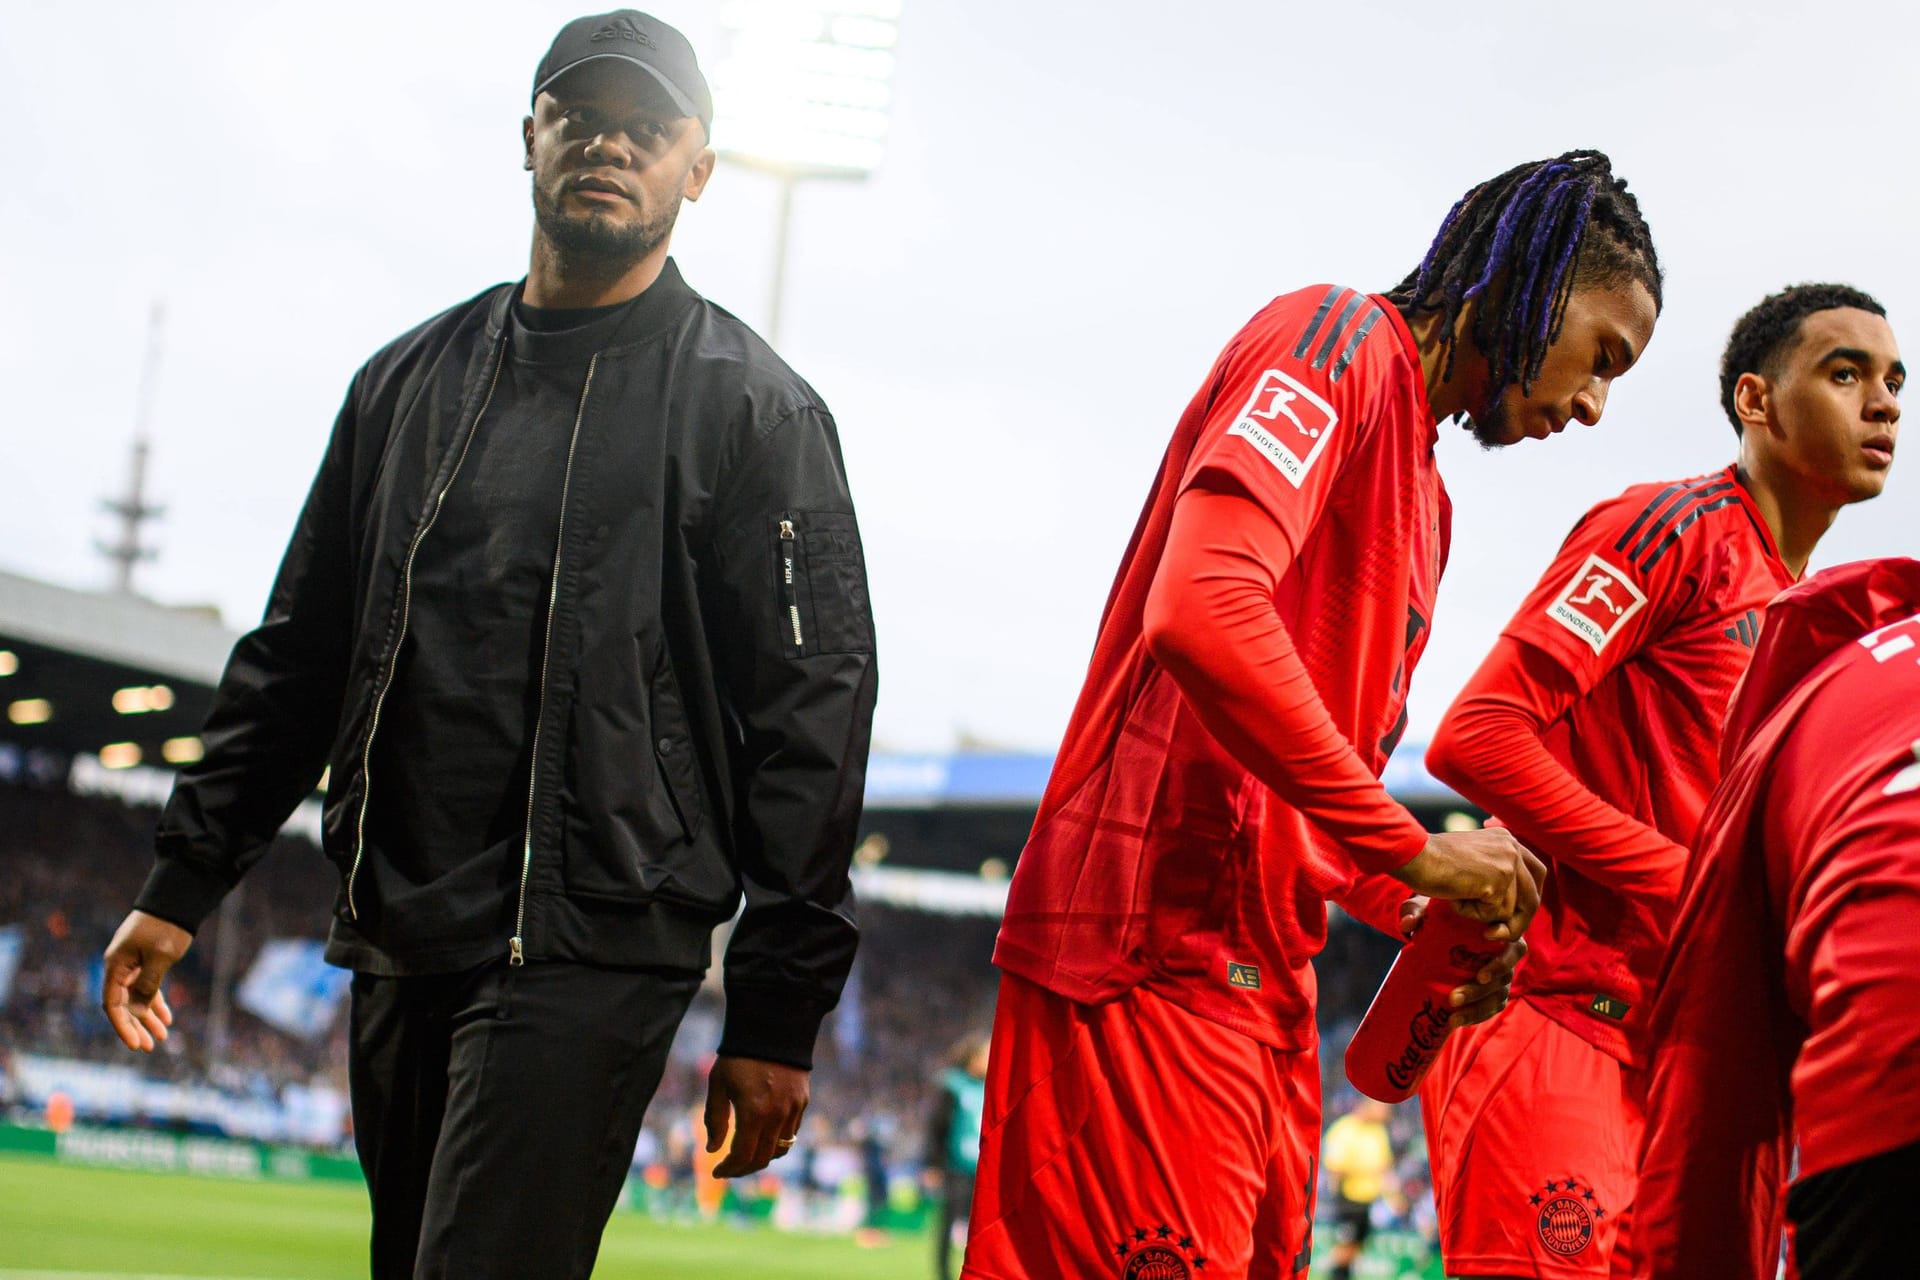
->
<box><xmin>851</xmin><ymin>1111</ymin><xmax>894</xmax><ymax>1245</ymax></box>
<box><xmin>924</xmin><ymin>1032</ymin><xmax>988</xmax><ymax>1279</ymax></box>
<box><xmin>1321</xmin><ymin>1097</ymin><xmax>1396</xmax><ymax>1280</ymax></box>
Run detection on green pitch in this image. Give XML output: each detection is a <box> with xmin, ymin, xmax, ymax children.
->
<box><xmin>0</xmin><ymin>1157</ymin><xmax>912</xmax><ymax>1280</ymax></box>
<box><xmin>0</xmin><ymin>1155</ymin><xmax>1435</xmax><ymax>1278</ymax></box>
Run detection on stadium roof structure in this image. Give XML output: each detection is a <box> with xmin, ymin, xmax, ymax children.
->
<box><xmin>0</xmin><ymin>567</ymin><xmax>226</xmax><ymax>772</ymax></box>
<box><xmin>0</xmin><ymin>566</ymin><xmax>1463</xmax><ymax>811</ymax></box>
<box><xmin>0</xmin><ymin>567</ymin><xmax>232</xmax><ymax>684</ymax></box>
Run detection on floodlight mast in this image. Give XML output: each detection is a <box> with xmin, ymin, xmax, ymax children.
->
<box><xmin>721</xmin><ymin>157</ymin><xmax>869</xmax><ymax>348</ymax></box>
<box><xmin>711</xmin><ymin>0</ymin><xmax>899</xmax><ymax>348</ymax></box>
<box><xmin>99</xmin><ymin>301</ymin><xmax>167</xmax><ymax>596</ymax></box>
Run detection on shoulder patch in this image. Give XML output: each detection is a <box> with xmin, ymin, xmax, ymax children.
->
<box><xmin>1227</xmin><ymin>370</ymin><xmax>1339</xmax><ymax>489</ymax></box>
<box><xmin>1547</xmin><ymin>553</ymin><xmax>1649</xmax><ymax>654</ymax></box>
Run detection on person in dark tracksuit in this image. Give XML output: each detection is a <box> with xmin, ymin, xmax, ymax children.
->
<box><xmin>926</xmin><ymin>1034</ymin><xmax>989</xmax><ymax>1280</ymax></box>
<box><xmin>97</xmin><ymin>12</ymin><xmax>877</xmax><ymax>1279</ymax></box>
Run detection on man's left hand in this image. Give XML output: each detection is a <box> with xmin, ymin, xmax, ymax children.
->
<box><xmin>1397</xmin><ymin>897</ymin><xmax>1527</xmax><ymax>1029</ymax></box>
<box><xmin>704</xmin><ymin>1055</ymin><xmax>809</xmax><ymax>1179</ymax></box>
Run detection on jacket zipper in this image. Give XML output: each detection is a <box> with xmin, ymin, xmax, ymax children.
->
<box><xmin>511</xmin><ymin>353</ymin><xmax>598</xmax><ymax>967</ymax></box>
<box><xmin>346</xmin><ymin>343</ymin><xmax>507</xmax><ymax>920</ymax></box>
<box><xmin>779</xmin><ymin>519</ymin><xmax>804</xmax><ymax>651</ymax></box>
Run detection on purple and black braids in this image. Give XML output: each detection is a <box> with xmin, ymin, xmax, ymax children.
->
<box><xmin>1386</xmin><ymin>150</ymin><xmax>1662</xmax><ymax>402</ymax></box>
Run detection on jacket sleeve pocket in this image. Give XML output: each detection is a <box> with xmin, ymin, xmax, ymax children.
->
<box><xmin>775</xmin><ymin>511</ymin><xmax>874</xmax><ymax>658</ymax></box>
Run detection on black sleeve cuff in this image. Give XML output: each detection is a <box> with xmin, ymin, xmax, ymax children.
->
<box><xmin>717</xmin><ymin>985</ymin><xmax>830</xmax><ymax>1071</ymax></box>
<box><xmin>132</xmin><ymin>856</ymin><xmax>234</xmax><ymax>935</ymax></box>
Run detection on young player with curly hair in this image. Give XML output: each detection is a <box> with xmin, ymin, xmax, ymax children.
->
<box><xmin>1420</xmin><ymin>283</ymin><xmax>1900</xmax><ymax>1280</ymax></box>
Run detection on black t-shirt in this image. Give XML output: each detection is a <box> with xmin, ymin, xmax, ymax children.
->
<box><xmin>355</xmin><ymin>291</ymin><xmax>641</xmax><ymax>972</ymax></box>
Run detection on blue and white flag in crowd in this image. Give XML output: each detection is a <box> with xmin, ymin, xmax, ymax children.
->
<box><xmin>833</xmin><ymin>955</ymin><xmax>865</xmax><ymax>1061</ymax></box>
<box><xmin>0</xmin><ymin>924</ymin><xmax>22</xmax><ymax>1009</ymax></box>
<box><xmin>236</xmin><ymin>938</ymin><xmax>350</xmax><ymax>1040</ymax></box>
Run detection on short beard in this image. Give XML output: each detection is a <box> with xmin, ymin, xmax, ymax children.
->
<box><xmin>1465</xmin><ymin>386</ymin><xmax>1515</xmax><ymax>450</ymax></box>
<box><xmin>532</xmin><ymin>178</ymin><xmax>678</xmax><ymax>269</ymax></box>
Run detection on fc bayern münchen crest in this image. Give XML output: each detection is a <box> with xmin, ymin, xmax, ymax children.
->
<box><xmin>1113</xmin><ymin>1223</ymin><xmax>1208</xmax><ymax>1278</ymax></box>
<box><xmin>1528</xmin><ymin>1175</ymin><xmax>1606</xmax><ymax>1256</ymax></box>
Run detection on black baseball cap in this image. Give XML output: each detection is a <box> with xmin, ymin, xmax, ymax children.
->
<box><xmin>532</xmin><ymin>11</ymin><xmax>713</xmax><ymax>137</ymax></box>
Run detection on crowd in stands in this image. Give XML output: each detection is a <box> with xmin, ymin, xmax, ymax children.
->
<box><xmin>1</xmin><ymin>776</ymin><xmax>1437</xmax><ymax>1246</ymax></box>
<box><xmin>1</xmin><ymin>781</ymin><xmax>349</xmax><ymax>1143</ymax></box>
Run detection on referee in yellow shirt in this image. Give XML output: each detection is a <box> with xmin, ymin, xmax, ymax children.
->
<box><xmin>1322</xmin><ymin>1097</ymin><xmax>1396</xmax><ymax>1280</ymax></box>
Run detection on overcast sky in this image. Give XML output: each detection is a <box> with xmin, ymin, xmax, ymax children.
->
<box><xmin>3</xmin><ymin>1</ymin><xmax>1915</xmax><ymax>754</ymax></box>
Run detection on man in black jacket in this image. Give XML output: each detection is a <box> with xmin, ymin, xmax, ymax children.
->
<box><xmin>98</xmin><ymin>12</ymin><xmax>878</xmax><ymax>1277</ymax></box>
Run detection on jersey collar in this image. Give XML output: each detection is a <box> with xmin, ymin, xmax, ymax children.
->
<box><xmin>1725</xmin><ymin>463</ymin><xmax>1794</xmax><ymax>581</ymax></box>
<box><xmin>1375</xmin><ymin>297</ymin><xmax>1438</xmax><ymax>448</ymax></box>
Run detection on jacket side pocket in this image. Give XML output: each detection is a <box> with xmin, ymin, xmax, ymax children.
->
<box><xmin>650</xmin><ymin>648</ymin><xmax>705</xmax><ymax>843</ymax></box>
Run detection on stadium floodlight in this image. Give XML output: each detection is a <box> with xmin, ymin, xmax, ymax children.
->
<box><xmin>99</xmin><ymin>742</ymin><xmax>142</xmax><ymax>769</ymax></box>
<box><xmin>162</xmin><ymin>736</ymin><xmax>204</xmax><ymax>765</ymax></box>
<box><xmin>710</xmin><ymin>0</ymin><xmax>900</xmax><ymax>344</ymax></box>
<box><xmin>112</xmin><ymin>684</ymin><xmax>175</xmax><ymax>714</ymax></box>
<box><xmin>0</xmin><ymin>650</ymin><xmax>17</xmax><ymax>677</ymax></box>
<box><xmin>7</xmin><ymin>699</ymin><xmax>51</xmax><ymax>726</ymax></box>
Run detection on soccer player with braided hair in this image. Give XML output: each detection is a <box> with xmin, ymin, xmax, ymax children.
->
<box><xmin>960</xmin><ymin>151</ymin><xmax>1660</xmax><ymax>1280</ymax></box>
<box><xmin>1421</xmin><ymin>282</ymin><xmax>1900</xmax><ymax>1280</ymax></box>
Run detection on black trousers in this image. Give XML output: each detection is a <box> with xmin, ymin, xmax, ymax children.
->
<box><xmin>348</xmin><ymin>959</ymin><xmax>701</xmax><ymax>1280</ymax></box>
<box><xmin>1789</xmin><ymin>1137</ymin><xmax>1920</xmax><ymax>1280</ymax></box>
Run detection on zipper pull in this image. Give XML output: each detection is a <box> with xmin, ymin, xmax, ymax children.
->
<box><xmin>509</xmin><ymin>936</ymin><xmax>525</xmax><ymax>967</ymax></box>
<box><xmin>778</xmin><ymin>520</ymin><xmax>804</xmax><ymax>649</ymax></box>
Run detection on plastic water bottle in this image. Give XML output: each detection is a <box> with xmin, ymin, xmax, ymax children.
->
<box><xmin>1343</xmin><ymin>901</ymin><xmax>1508</xmax><ymax>1102</ymax></box>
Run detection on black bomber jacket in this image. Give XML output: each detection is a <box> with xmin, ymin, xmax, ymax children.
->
<box><xmin>135</xmin><ymin>261</ymin><xmax>878</xmax><ymax>1069</ymax></box>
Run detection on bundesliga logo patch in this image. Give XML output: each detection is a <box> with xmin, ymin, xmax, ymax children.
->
<box><xmin>1227</xmin><ymin>369</ymin><xmax>1338</xmax><ymax>489</ymax></box>
<box><xmin>1546</xmin><ymin>554</ymin><xmax>1648</xmax><ymax>654</ymax></box>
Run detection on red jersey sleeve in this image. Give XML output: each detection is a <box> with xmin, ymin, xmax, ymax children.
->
<box><xmin>1427</xmin><ymin>490</ymin><xmax>1691</xmax><ymax>898</ymax></box>
<box><xmin>1781</xmin><ymin>747</ymin><xmax>1920</xmax><ymax>1179</ymax></box>
<box><xmin>1332</xmin><ymin>871</ymin><xmax>1418</xmax><ymax>938</ymax></box>
<box><xmin>1181</xmin><ymin>286</ymin><xmax>1385</xmax><ymax>557</ymax></box>
<box><xmin>1502</xmin><ymin>488</ymin><xmax>1690</xmax><ymax>683</ymax></box>
<box><xmin>1143</xmin><ymin>288</ymin><xmax>1430</xmax><ymax>876</ymax></box>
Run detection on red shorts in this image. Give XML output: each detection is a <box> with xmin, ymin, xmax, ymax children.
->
<box><xmin>1419</xmin><ymin>998</ymin><xmax>1641</xmax><ymax>1278</ymax></box>
<box><xmin>961</xmin><ymin>972</ymin><xmax>1321</xmax><ymax>1280</ymax></box>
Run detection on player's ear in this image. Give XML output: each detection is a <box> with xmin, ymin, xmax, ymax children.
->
<box><xmin>1733</xmin><ymin>371</ymin><xmax>1773</xmax><ymax>437</ymax></box>
<box><xmin>523</xmin><ymin>115</ymin><xmax>536</xmax><ymax>171</ymax></box>
<box><xmin>683</xmin><ymin>145</ymin><xmax>716</xmax><ymax>202</ymax></box>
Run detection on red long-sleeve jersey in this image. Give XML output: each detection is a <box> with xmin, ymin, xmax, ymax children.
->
<box><xmin>1426</xmin><ymin>467</ymin><xmax>1792</xmax><ymax>1063</ymax></box>
<box><xmin>994</xmin><ymin>284</ymin><xmax>1449</xmax><ymax>1051</ymax></box>
<box><xmin>1637</xmin><ymin>558</ymin><xmax>1920</xmax><ymax>1280</ymax></box>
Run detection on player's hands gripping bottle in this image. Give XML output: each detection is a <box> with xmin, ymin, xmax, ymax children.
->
<box><xmin>1343</xmin><ymin>901</ymin><xmax>1508</xmax><ymax>1102</ymax></box>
